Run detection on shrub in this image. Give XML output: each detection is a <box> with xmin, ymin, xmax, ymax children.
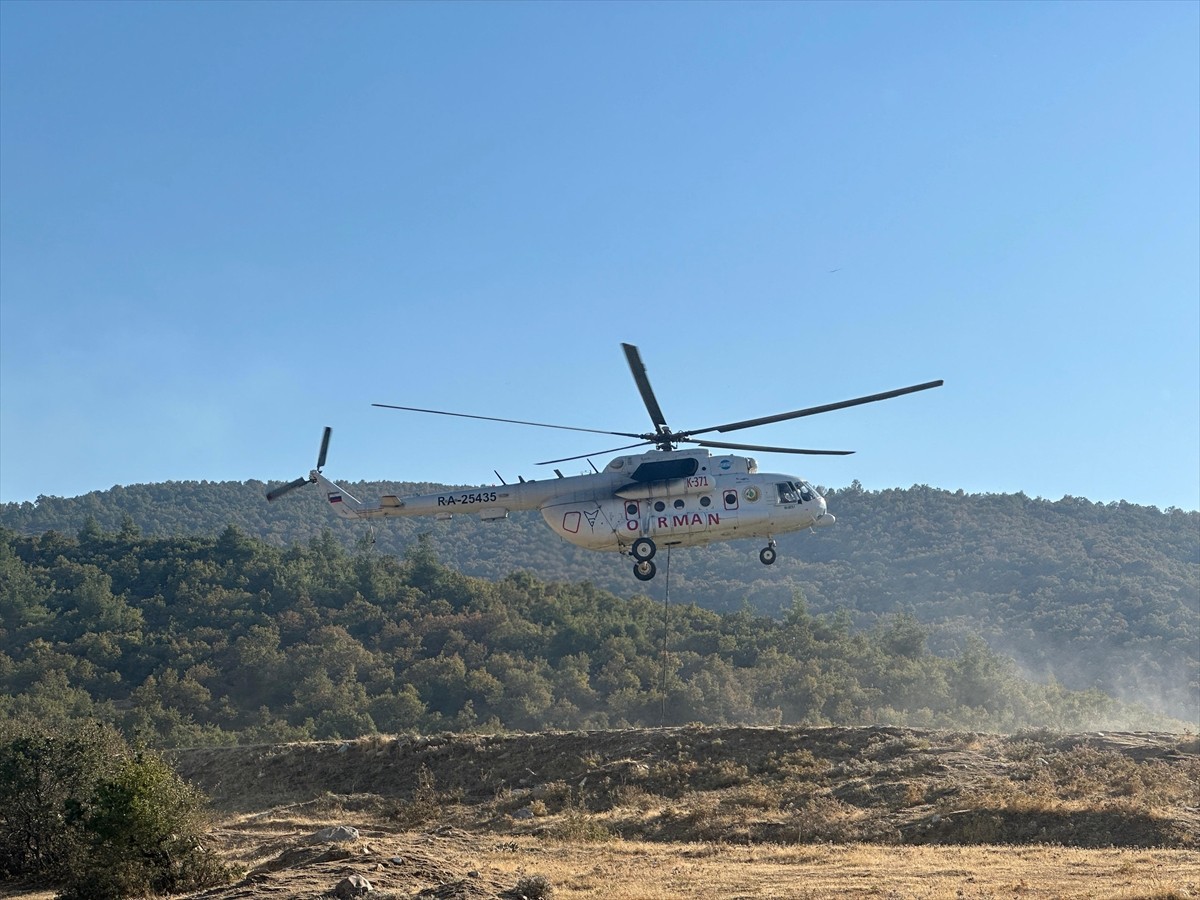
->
<box><xmin>0</xmin><ymin>721</ymin><xmax>124</xmax><ymax>879</ymax></box>
<box><xmin>545</xmin><ymin>807</ymin><xmax>612</xmax><ymax>842</ymax></box>
<box><xmin>387</xmin><ymin>764</ymin><xmax>443</xmax><ymax>829</ymax></box>
<box><xmin>59</xmin><ymin>752</ymin><xmax>230</xmax><ymax>899</ymax></box>
<box><xmin>0</xmin><ymin>722</ymin><xmax>230</xmax><ymax>898</ymax></box>
<box><xmin>511</xmin><ymin>874</ymin><xmax>554</xmax><ymax>899</ymax></box>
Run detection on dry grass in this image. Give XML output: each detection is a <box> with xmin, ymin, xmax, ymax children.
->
<box><xmin>947</xmin><ymin>744</ymin><xmax>1200</xmax><ymax>820</ymax></box>
<box><xmin>101</xmin><ymin>807</ymin><xmax>1200</xmax><ymax>900</ymax></box>
<box><xmin>2</xmin><ymin>806</ymin><xmax>1171</xmax><ymax>900</ymax></box>
<box><xmin>479</xmin><ymin>840</ymin><xmax>1200</xmax><ymax>899</ymax></box>
<box><xmin>128</xmin><ymin>728</ymin><xmax>1200</xmax><ymax>898</ymax></box>
<box><xmin>7</xmin><ymin>728</ymin><xmax>1198</xmax><ymax>900</ymax></box>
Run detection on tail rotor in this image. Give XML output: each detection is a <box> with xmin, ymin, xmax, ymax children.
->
<box><xmin>265</xmin><ymin>427</ymin><xmax>332</xmax><ymax>502</ymax></box>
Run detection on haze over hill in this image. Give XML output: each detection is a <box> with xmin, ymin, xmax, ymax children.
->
<box><xmin>2</xmin><ymin>480</ymin><xmax>1196</xmax><ymax>723</ymax></box>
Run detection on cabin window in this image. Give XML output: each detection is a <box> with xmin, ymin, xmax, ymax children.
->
<box><xmin>625</xmin><ymin>502</ymin><xmax>639</xmax><ymax>517</ymax></box>
<box><xmin>700</xmin><ymin>495</ymin><xmax>711</xmax><ymax>507</ymax></box>
<box><xmin>673</xmin><ymin>499</ymin><xmax>685</xmax><ymax>510</ymax></box>
<box><xmin>777</xmin><ymin>483</ymin><xmax>798</xmax><ymax>504</ymax></box>
<box><xmin>654</xmin><ymin>501</ymin><xmax>666</xmax><ymax>512</ymax></box>
<box><xmin>723</xmin><ymin>490</ymin><xmax>739</xmax><ymax>510</ymax></box>
<box><xmin>799</xmin><ymin>482</ymin><xmax>814</xmax><ymax>502</ymax></box>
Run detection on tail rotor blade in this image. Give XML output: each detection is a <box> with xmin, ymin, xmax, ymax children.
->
<box><xmin>266</xmin><ymin>476</ymin><xmax>311</xmax><ymax>503</ymax></box>
<box><xmin>317</xmin><ymin>426</ymin><xmax>332</xmax><ymax>470</ymax></box>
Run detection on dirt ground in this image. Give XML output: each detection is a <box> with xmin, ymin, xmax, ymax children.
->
<box><xmin>164</xmin><ymin>726</ymin><xmax>1199</xmax><ymax>899</ymax></box>
<box><xmin>181</xmin><ymin>815</ymin><xmax>1200</xmax><ymax>900</ymax></box>
<box><xmin>8</xmin><ymin>726</ymin><xmax>1199</xmax><ymax>899</ymax></box>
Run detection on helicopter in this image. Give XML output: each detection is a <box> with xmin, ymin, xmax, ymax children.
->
<box><xmin>267</xmin><ymin>344</ymin><xmax>942</xmax><ymax>581</ymax></box>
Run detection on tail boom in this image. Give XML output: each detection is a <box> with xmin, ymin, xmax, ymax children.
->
<box><xmin>312</xmin><ymin>471</ymin><xmax>367</xmax><ymax>519</ymax></box>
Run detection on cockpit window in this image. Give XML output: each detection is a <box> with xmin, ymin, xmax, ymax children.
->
<box><xmin>778</xmin><ymin>481</ymin><xmax>816</xmax><ymax>503</ymax></box>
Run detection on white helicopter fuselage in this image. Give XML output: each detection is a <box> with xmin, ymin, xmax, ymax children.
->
<box><xmin>314</xmin><ymin>447</ymin><xmax>834</xmax><ymax>555</ymax></box>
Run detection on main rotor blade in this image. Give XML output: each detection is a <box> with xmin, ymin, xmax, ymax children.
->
<box><xmin>687</xmin><ymin>438</ymin><xmax>854</xmax><ymax>456</ymax></box>
<box><xmin>686</xmin><ymin>380</ymin><xmax>945</xmax><ymax>437</ymax></box>
<box><xmin>372</xmin><ymin>403</ymin><xmax>645</xmax><ymax>440</ymax></box>
<box><xmin>266</xmin><ymin>476</ymin><xmax>310</xmax><ymax>502</ymax></box>
<box><xmin>622</xmin><ymin>343</ymin><xmax>669</xmax><ymax>433</ymax></box>
<box><xmin>537</xmin><ymin>441</ymin><xmax>655</xmax><ymax>465</ymax></box>
<box><xmin>316</xmin><ymin>426</ymin><xmax>331</xmax><ymax>470</ymax></box>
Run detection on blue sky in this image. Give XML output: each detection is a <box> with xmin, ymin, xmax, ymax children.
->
<box><xmin>2</xmin><ymin>1</ymin><xmax>1197</xmax><ymax>510</ymax></box>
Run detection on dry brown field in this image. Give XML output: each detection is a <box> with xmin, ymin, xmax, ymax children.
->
<box><xmin>8</xmin><ymin>726</ymin><xmax>1199</xmax><ymax>899</ymax></box>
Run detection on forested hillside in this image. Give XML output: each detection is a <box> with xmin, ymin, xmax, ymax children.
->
<box><xmin>2</xmin><ymin>525</ymin><xmax>1187</xmax><ymax>748</ymax></box>
<box><xmin>3</xmin><ymin>481</ymin><xmax>1197</xmax><ymax>721</ymax></box>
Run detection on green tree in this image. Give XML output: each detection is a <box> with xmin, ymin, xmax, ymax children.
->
<box><xmin>0</xmin><ymin>721</ymin><xmax>229</xmax><ymax>898</ymax></box>
<box><xmin>60</xmin><ymin>751</ymin><xmax>229</xmax><ymax>899</ymax></box>
<box><xmin>0</xmin><ymin>722</ymin><xmax>122</xmax><ymax>879</ymax></box>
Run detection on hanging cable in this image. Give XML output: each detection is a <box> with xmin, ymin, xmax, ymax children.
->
<box><xmin>659</xmin><ymin>545</ymin><xmax>672</xmax><ymax>726</ymax></box>
<box><xmin>356</xmin><ymin>523</ymin><xmax>377</xmax><ymax>555</ymax></box>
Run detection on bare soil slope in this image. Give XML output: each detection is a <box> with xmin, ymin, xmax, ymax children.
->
<box><xmin>160</xmin><ymin>726</ymin><xmax>1200</xmax><ymax>899</ymax></box>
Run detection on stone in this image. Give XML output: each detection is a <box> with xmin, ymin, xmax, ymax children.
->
<box><xmin>334</xmin><ymin>874</ymin><xmax>372</xmax><ymax>898</ymax></box>
<box><xmin>307</xmin><ymin>824</ymin><xmax>360</xmax><ymax>843</ymax></box>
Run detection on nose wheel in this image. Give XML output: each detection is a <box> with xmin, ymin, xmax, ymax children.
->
<box><xmin>631</xmin><ymin>537</ymin><xmax>657</xmax><ymax>561</ymax></box>
<box><xmin>759</xmin><ymin>541</ymin><xmax>777</xmax><ymax>566</ymax></box>
<box><xmin>634</xmin><ymin>559</ymin><xmax>657</xmax><ymax>581</ymax></box>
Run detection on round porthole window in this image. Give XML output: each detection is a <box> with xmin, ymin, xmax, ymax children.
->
<box><xmin>700</xmin><ymin>495</ymin><xmax>711</xmax><ymax>507</ymax></box>
<box><xmin>654</xmin><ymin>501</ymin><xmax>666</xmax><ymax>512</ymax></box>
<box><xmin>626</xmin><ymin>503</ymin><xmax>638</xmax><ymax>517</ymax></box>
<box><xmin>673</xmin><ymin>499</ymin><xmax>685</xmax><ymax>509</ymax></box>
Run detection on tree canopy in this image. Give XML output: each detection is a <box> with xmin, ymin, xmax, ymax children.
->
<box><xmin>3</xmin><ymin>480</ymin><xmax>1196</xmax><ymax>721</ymax></box>
<box><xmin>0</xmin><ymin>524</ymin><xmax>1188</xmax><ymax>747</ymax></box>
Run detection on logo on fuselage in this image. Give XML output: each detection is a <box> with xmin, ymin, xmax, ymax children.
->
<box><xmin>655</xmin><ymin>512</ymin><xmax>720</xmax><ymax>529</ymax></box>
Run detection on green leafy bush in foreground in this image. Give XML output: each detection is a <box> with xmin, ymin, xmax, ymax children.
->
<box><xmin>0</xmin><ymin>721</ymin><xmax>230</xmax><ymax>899</ymax></box>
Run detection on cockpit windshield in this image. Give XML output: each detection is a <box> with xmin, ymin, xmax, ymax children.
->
<box><xmin>776</xmin><ymin>481</ymin><xmax>819</xmax><ymax>504</ymax></box>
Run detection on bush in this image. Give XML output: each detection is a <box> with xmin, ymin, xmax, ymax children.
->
<box><xmin>511</xmin><ymin>874</ymin><xmax>554</xmax><ymax>899</ymax></box>
<box><xmin>0</xmin><ymin>722</ymin><xmax>230</xmax><ymax>898</ymax></box>
<box><xmin>0</xmin><ymin>721</ymin><xmax>124</xmax><ymax>879</ymax></box>
<box><xmin>59</xmin><ymin>752</ymin><xmax>230</xmax><ymax>899</ymax></box>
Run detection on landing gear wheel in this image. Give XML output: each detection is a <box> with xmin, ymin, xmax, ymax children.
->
<box><xmin>634</xmin><ymin>560</ymin><xmax>657</xmax><ymax>581</ymax></box>
<box><xmin>759</xmin><ymin>546</ymin><xmax>777</xmax><ymax>566</ymax></box>
<box><xmin>631</xmin><ymin>537</ymin><xmax>657</xmax><ymax>561</ymax></box>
